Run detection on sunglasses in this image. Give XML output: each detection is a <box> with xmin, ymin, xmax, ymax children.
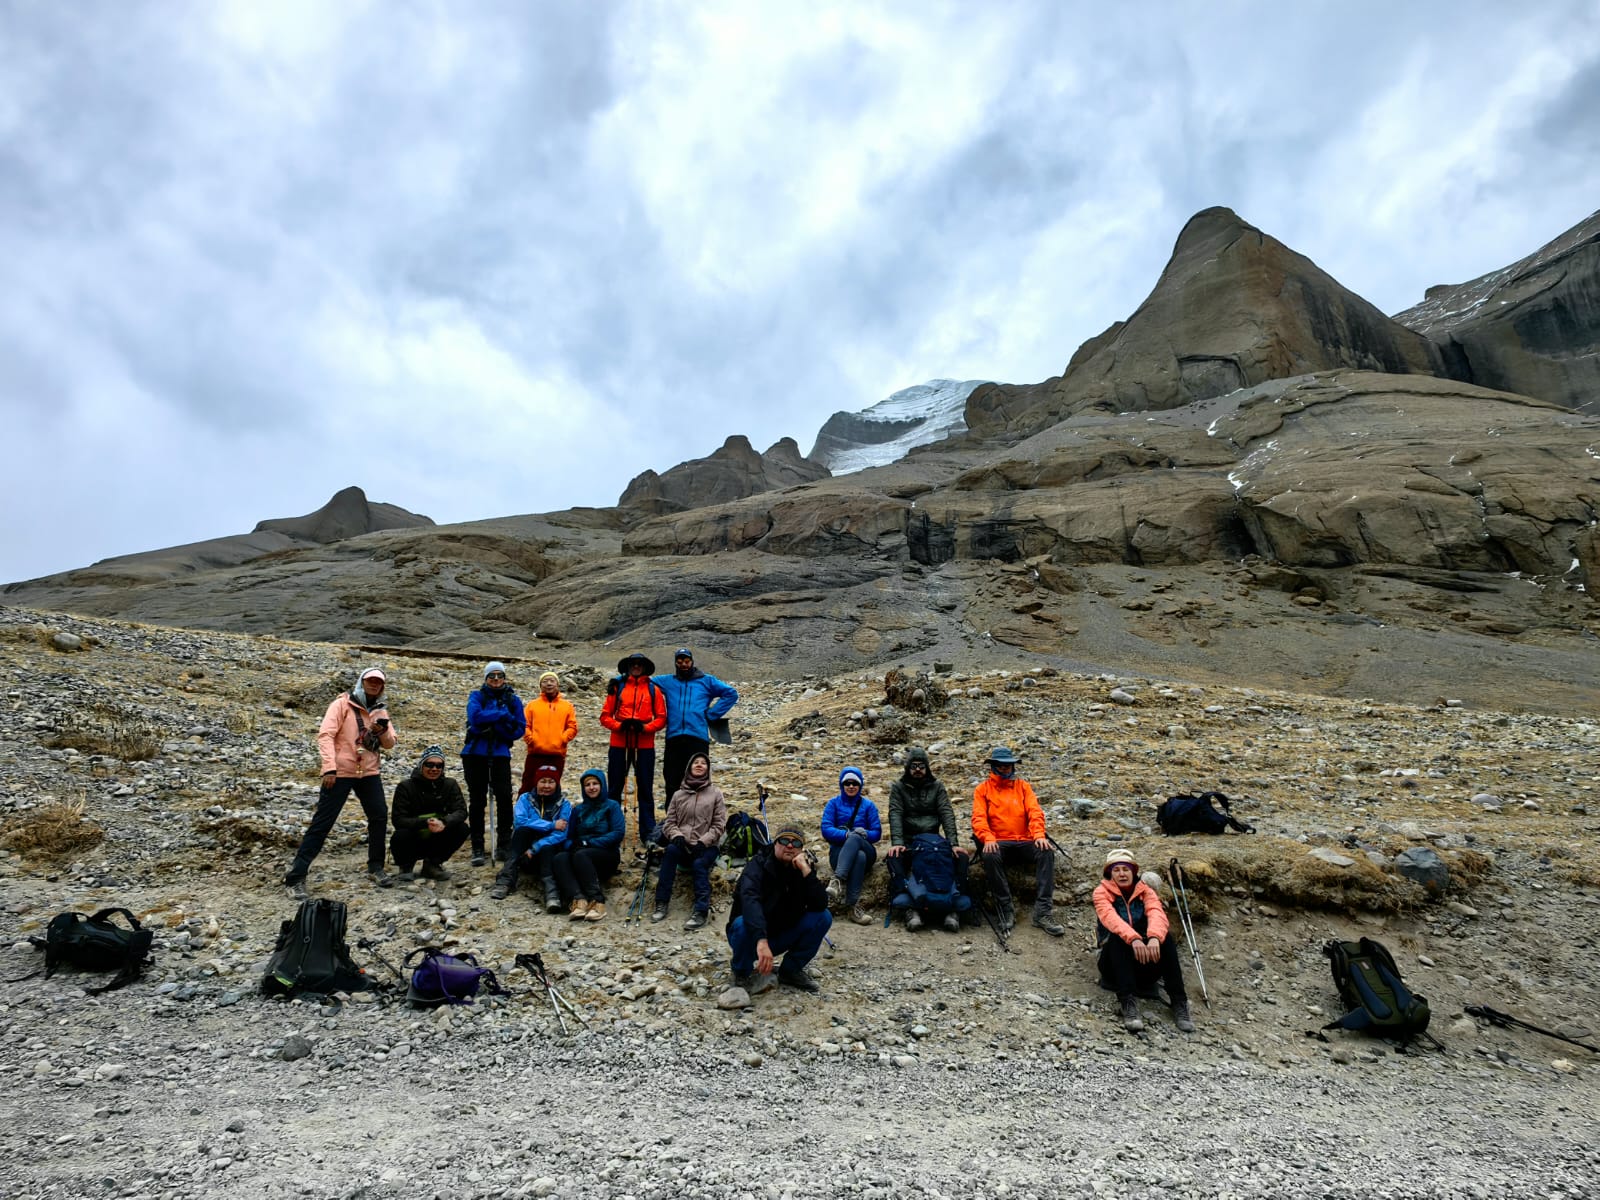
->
<box><xmin>841</xmin><ymin>781</ymin><xmax>861</xmax><ymax>789</ymax></box>
<box><xmin>774</xmin><ymin>836</ymin><xmax>804</xmax><ymax>849</ymax></box>
<box><xmin>486</xmin><ymin>673</ymin><xmax>506</xmax><ymax>680</ymax></box>
<box><xmin>421</xmin><ymin>762</ymin><xmax>444</xmax><ymax>771</ymax></box>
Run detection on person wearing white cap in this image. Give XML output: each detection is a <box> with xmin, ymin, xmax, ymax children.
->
<box><xmin>1094</xmin><ymin>849</ymin><xmax>1194</xmax><ymax>1032</ymax></box>
<box><xmin>283</xmin><ymin>666</ymin><xmax>398</xmax><ymax>895</ymax></box>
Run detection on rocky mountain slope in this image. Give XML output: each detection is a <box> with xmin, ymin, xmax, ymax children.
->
<box><xmin>616</xmin><ymin>435</ymin><xmax>828</xmax><ymax>520</ymax></box>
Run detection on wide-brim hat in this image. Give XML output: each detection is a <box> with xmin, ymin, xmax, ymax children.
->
<box><xmin>617</xmin><ymin>652</ymin><xmax>656</xmax><ymax>674</ymax></box>
<box><xmin>1103</xmin><ymin>848</ymin><xmax>1140</xmax><ymax>877</ymax></box>
<box><xmin>988</xmin><ymin>745</ymin><xmax>1020</xmax><ymax>765</ymax></box>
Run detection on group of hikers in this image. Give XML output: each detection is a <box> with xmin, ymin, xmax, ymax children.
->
<box><xmin>279</xmin><ymin>653</ymin><xmax>1194</xmax><ymax>1030</ymax></box>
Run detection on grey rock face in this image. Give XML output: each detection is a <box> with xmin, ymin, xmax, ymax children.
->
<box><xmin>616</xmin><ymin>435</ymin><xmax>829</xmax><ymax>519</ymax></box>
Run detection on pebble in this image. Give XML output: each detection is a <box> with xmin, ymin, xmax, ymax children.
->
<box><xmin>718</xmin><ymin>988</ymin><xmax>751</xmax><ymax>1010</ymax></box>
<box><xmin>280</xmin><ymin>1035</ymin><xmax>313</xmax><ymax>1062</ymax></box>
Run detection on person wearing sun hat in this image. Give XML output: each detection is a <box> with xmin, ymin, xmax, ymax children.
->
<box><xmin>725</xmin><ymin>820</ymin><xmax>831</xmax><ymax>995</ymax></box>
<box><xmin>1094</xmin><ymin>848</ymin><xmax>1194</xmax><ymax>1033</ymax></box>
<box><xmin>389</xmin><ymin>745</ymin><xmax>469</xmax><ymax>882</ymax></box>
<box><xmin>972</xmin><ymin>745</ymin><xmax>1063</xmax><ymax>937</ymax></box>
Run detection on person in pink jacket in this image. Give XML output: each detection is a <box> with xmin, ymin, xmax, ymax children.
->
<box><xmin>1093</xmin><ymin>849</ymin><xmax>1194</xmax><ymax>1033</ymax></box>
<box><xmin>283</xmin><ymin>666</ymin><xmax>398</xmax><ymax>895</ymax></box>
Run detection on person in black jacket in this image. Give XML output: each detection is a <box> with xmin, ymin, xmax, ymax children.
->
<box><xmin>389</xmin><ymin>745</ymin><xmax>470</xmax><ymax>881</ymax></box>
<box><xmin>726</xmin><ymin>821</ymin><xmax>832</xmax><ymax>995</ymax></box>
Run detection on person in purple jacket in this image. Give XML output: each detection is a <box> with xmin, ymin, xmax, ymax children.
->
<box><xmin>821</xmin><ymin>767</ymin><xmax>882</xmax><ymax>925</ymax></box>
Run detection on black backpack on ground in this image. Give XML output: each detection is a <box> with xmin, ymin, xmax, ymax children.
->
<box><xmin>262</xmin><ymin>899</ymin><xmax>371</xmax><ymax>998</ymax></box>
<box><xmin>891</xmin><ymin>833</ymin><xmax>972</xmax><ymax>919</ymax></box>
<box><xmin>1156</xmin><ymin>791</ymin><xmax>1254</xmax><ymax>835</ymax></box>
<box><xmin>721</xmin><ymin>811</ymin><xmax>769</xmax><ymax>863</ymax></box>
<box><xmin>27</xmin><ymin>907</ymin><xmax>153</xmax><ymax>994</ymax></box>
<box><xmin>1321</xmin><ymin>937</ymin><xmax>1433</xmax><ymax>1044</ymax></box>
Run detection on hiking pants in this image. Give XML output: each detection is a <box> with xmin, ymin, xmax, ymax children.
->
<box><xmin>607</xmin><ymin>745</ymin><xmax>657</xmax><ymax>843</ymax></box>
<box><xmin>390</xmin><ymin>823</ymin><xmax>469</xmax><ymax>873</ymax></box>
<box><xmin>654</xmin><ymin>841</ymin><xmax>719</xmax><ymax>914</ymax></box>
<box><xmin>288</xmin><ymin>775</ymin><xmax>387</xmax><ymax>878</ymax></box>
<box><xmin>727</xmin><ymin>910</ymin><xmax>832</xmax><ymax>976</ymax></box>
<box><xmin>827</xmin><ymin>831</ymin><xmax>878</xmax><ymax>906</ymax></box>
<box><xmin>1099</xmin><ymin>933</ymin><xmax>1187</xmax><ymax>1001</ymax></box>
<box><xmin>550</xmin><ymin>844</ymin><xmax>621</xmax><ymax>904</ymax></box>
<box><xmin>978</xmin><ymin>840</ymin><xmax>1055</xmax><ymax>912</ymax></box>
<box><xmin>461</xmin><ymin>754</ymin><xmax>513</xmax><ymax>855</ymax></box>
<box><xmin>518</xmin><ymin>750</ymin><xmax>567</xmax><ymax>796</ymax></box>
<box><xmin>662</xmin><ymin>734</ymin><xmax>709</xmax><ymax>801</ymax></box>
<box><xmin>493</xmin><ymin>828</ymin><xmax>541</xmax><ymax>894</ymax></box>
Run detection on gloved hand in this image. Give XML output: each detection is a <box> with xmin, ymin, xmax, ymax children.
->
<box><xmin>673</xmin><ymin>836</ymin><xmax>690</xmax><ymax>854</ymax></box>
<box><xmin>621</xmin><ymin>719</ymin><xmax>645</xmax><ymax>735</ymax></box>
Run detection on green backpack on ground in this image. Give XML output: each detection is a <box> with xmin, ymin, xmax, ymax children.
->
<box><xmin>1321</xmin><ymin>937</ymin><xmax>1432</xmax><ymax>1043</ymax></box>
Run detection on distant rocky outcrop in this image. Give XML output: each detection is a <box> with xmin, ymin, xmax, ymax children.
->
<box><xmin>1394</xmin><ymin>208</ymin><xmax>1600</xmax><ymax>415</ymax></box>
<box><xmin>809</xmin><ymin>379</ymin><xmax>982</xmax><ymax>472</ymax></box>
<box><xmin>254</xmin><ymin>485</ymin><xmax>432</xmax><ymax>543</ymax></box>
<box><xmin>616</xmin><ymin>436</ymin><xmax>829</xmax><ymax>520</ymax></box>
<box><xmin>964</xmin><ymin>207</ymin><xmax>1445</xmax><ymax>440</ymax></box>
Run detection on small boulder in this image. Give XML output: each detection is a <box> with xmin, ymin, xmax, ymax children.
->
<box><xmin>716</xmin><ymin>987</ymin><xmax>751</xmax><ymax>1010</ymax></box>
<box><xmin>1393</xmin><ymin>847</ymin><xmax>1451</xmax><ymax>893</ymax></box>
<box><xmin>50</xmin><ymin>631</ymin><xmax>84</xmax><ymax>653</ymax></box>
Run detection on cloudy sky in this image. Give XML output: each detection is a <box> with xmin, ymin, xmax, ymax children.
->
<box><xmin>3</xmin><ymin>1</ymin><xmax>1598</xmax><ymax>580</ymax></box>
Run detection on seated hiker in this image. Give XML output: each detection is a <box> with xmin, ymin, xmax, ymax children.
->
<box><xmin>652</xmin><ymin>752</ymin><xmax>727</xmax><ymax>930</ymax></box>
<box><xmin>549</xmin><ymin>768</ymin><xmax>625</xmax><ymax>921</ymax></box>
<box><xmin>726</xmin><ymin>822</ymin><xmax>831</xmax><ymax>995</ymax></box>
<box><xmin>389</xmin><ymin>745</ymin><xmax>470</xmax><ymax>882</ymax></box>
<box><xmin>885</xmin><ymin>746</ymin><xmax>968</xmax><ymax>932</ymax></box>
<box><xmin>1094</xmin><ymin>849</ymin><xmax>1194</xmax><ymax>1033</ymax></box>
<box><xmin>821</xmin><ymin>767</ymin><xmax>881</xmax><ymax>926</ymax></box>
<box><xmin>972</xmin><ymin>745</ymin><xmax>1063</xmax><ymax>937</ymax></box>
<box><xmin>489</xmin><ymin>765</ymin><xmax>571</xmax><ymax>910</ymax></box>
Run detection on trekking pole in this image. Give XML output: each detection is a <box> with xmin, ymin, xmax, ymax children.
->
<box><xmin>626</xmin><ymin>847</ymin><xmax>656</xmax><ymax>923</ymax></box>
<box><xmin>355</xmin><ymin>938</ymin><xmax>407</xmax><ymax>987</ymax></box>
<box><xmin>515</xmin><ymin>952</ymin><xmax>569</xmax><ymax>1035</ymax></box>
<box><xmin>1466</xmin><ymin>1004</ymin><xmax>1598</xmax><ymax>1053</ymax></box>
<box><xmin>1167</xmin><ymin>858</ymin><xmax>1209</xmax><ymax>1004</ymax></box>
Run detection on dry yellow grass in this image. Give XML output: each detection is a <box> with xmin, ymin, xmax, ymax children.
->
<box><xmin>1</xmin><ymin>798</ymin><xmax>105</xmax><ymax>858</ymax></box>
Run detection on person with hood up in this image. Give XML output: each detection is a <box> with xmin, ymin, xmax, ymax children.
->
<box><xmin>600</xmin><ymin>652</ymin><xmax>667</xmax><ymax>845</ymax></box>
<box><xmin>389</xmin><ymin>745</ymin><xmax>469</xmax><ymax>881</ymax></box>
<box><xmin>548</xmin><ymin>768</ymin><xmax>625</xmax><ymax>921</ymax></box>
<box><xmin>461</xmin><ymin>662</ymin><xmax>527</xmax><ymax>867</ymax></box>
<box><xmin>885</xmin><ymin>747</ymin><xmax>968</xmax><ymax>932</ymax></box>
<box><xmin>489</xmin><ymin>764</ymin><xmax>571</xmax><ymax>911</ymax></box>
<box><xmin>972</xmin><ymin>745</ymin><xmax>1064</xmax><ymax>937</ymax></box>
<box><xmin>652</xmin><ymin>648</ymin><xmax>739</xmax><ymax>798</ymax></box>
<box><xmin>820</xmin><ymin>767</ymin><xmax>881</xmax><ymax>926</ymax></box>
<box><xmin>726</xmin><ymin>822</ymin><xmax>831</xmax><ymax>995</ymax></box>
<box><xmin>1094</xmin><ymin>849</ymin><xmax>1195</xmax><ymax>1033</ymax></box>
<box><xmin>519</xmin><ymin>670</ymin><xmax>578</xmax><ymax>794</ymax></box>
<box><xmin>652</xmin><ymin>752</ymin><xmax>727</xmax><ymax>930</ymax></box>
<box><xmin>283</xmin><ymin>666</ymin><xmax>398</xmax><ymax>895</ymax></box>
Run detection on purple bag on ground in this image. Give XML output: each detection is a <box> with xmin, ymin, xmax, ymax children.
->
<box><xmin>404</xmin><ymin>947</ymin><xmax>504</xmax><ymax>1007</ymax></box>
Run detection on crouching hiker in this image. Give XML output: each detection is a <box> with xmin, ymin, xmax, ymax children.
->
<box><xmin>652</xmin><ymin>753</ymin><xmax>727</xmax><ymax>930</ymax></box>
<box><xmin>390</xmin><ymin>745</ymin><xmax>469</xmax><ymax>881</ymax></box>
<box><xmin>1094</xmin><ymin>850</ymin><xmax>1195</xmax><ymax>1033</ymax></box>
<box><xmin>489</xmin><ymin>766</ymin><xmax>570</xmax><ymax>909</ymax></box>
<box><xmin>548</xmin><ymin>768</ymin><xmax>624</xmax><ymax>921</ymax></box>
<box><xmin>727</xmin><ymin>822</ymin><xmax>831</xmax><ymax>995</ymax></box>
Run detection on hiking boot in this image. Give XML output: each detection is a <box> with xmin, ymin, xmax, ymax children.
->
<box><xmin>395</xmin><ymin>869</ymin><xmax>417</xmax><ymax>884</ymax></box>
<box><xmin>544</xmin><ymin>895</ymin><xmax>563</xmax><ymax>915</ymax></box>
<box><xmin>777</xmin><ymin>968</ymin><xmax>820</xmax><ymax>994</ymax></box>
<box><xmin>284</xmin><ymin>875</ymin><xmax>308</xmax><ymax>900</ymax></box>
<box><xmin>584</xmin><ymin>901</ymin><xmax>606</xmax><ymax>922</ymax></box>
<box><xmin>997</xmin><ymin>904</ymin><xmax>1016</xmax><ymax>934</ymax></box>
<box><xmin>825</xmin><ymin>877</ymin><xmax>844</xmax><ymax>908</ymax></box>
<box><xmin>732</xmin><ymin>971</ymin><xmax>755</xmax><ymax>991</ymax></box>
<box><xmin>489</xmin><ymin>881</ymin><xmax>509</xmax><ymax>901</ymax></box>
<box><xmin>367</xmin><ymin>870</ymin><xmax>395</xmax><ymax>889</ymax></box>
<box><xmin>1171</xmin><ymin>998</ymin><xmax>1195</xmax><ymax>1033</ymax></box>
<box><xmin>569</xmin><ymin>899</ymin><xmax>591</xmax><ymax>920</ymax></box>
<box><xmin>420</xmin><ymin>862</ymin><xmax>450</xmax><ymax>882</ymax></box>
<box><xmin>850</xmin><ymin>904</ymin><xmax>872</xmax><ymax>926</ymax></box>
<box><xmin>1119</xmin><ymin>994</ymin><xmax>1144</xmax><ymax>1033</ymax></box>
<box><xmin>494</xmin><ymin>847</ymin><xmax>510</xmax><ymax>864</ymax></box>
<box><xmin>470</xmin><ymin>851</ymin><xmax>487</xmax><ymax>868</ymax></box>
<box><xmin>748</xmin><ymin>972</ymin><xmax>777</xmax><ymax>996</ymax></box>
<box><xmin>684</xmin><ymin>909</ymin><xmax>708</xmax><ymax>931</ymax></box>
<box><xmin>905</xmin><ymin>911</ymin><xmax>924</xmax><ymax>931</ymax></box>
<box><xmin>1032</xmin><ymin>912</ymin><xmax>1065</xmax><ymax>937</ymax></box>
<box><xmin>651</xmin><ymin>904</ymin><xmax>668</xmax><ymax>923</ymax></box>
<box><xmin>942</xmin><ymin>913</ymin><xmax>962</xmax><ymax>933</ymax></box>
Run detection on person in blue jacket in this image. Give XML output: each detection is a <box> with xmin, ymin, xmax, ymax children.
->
<box><xmin>461</xmin><ymin>661</ymin><xmax>527</xmax><ymax>867</ymax></box>
<box><xmin>548</xmin><ymin>768</ymin><xmax>625</xmax><ymax>921</ymax></box>
<box><xmin>653</xmin><ymin>648</ymin><xmax>739</xmax><ymax>800</ymax></box>
<box><xmin>489</xmin><ymin>764</ymin><xmax>570</xmax><ymax>910</ymax></box>
<box><xmin>821</xmin><ymin>767</ymin><xmax>882</xmax><ymax>925</ymax></box>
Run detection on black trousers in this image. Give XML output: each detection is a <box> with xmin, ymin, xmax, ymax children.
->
<box><xmin>390</xmin><ymin>823</ymin><xmax>469</xmax><ymax>872</ymax></box>
<box><xmin>288</xmin><ymin>775</ymin><xmax>387</xmax><ymax>877</ymax></box>
<box><xmin>494</xmin><ymin>828</ymin><xmax>541</xmax><ymax>893</ymax></box>
<box><xmin>1099</xmin><ymin>933</ymin><xmax>1188</xmax><ymax>1001</ymax></box>
<box><xmin>461</xmin><ymin>754</ymin><xmax>513</xmax><ymax>854</ymax></box>
<box><xmin>607</xmin><ymin>745</ymin><xmax>657</xmax><ymax>842</ymax></box>
<box><xmin>662</xmin><ymin>735</ymin><xmax>709</xmax><ymax>801</ymax></box>
<box><xmin>978</xmin><ymin>840</ymin><xmax>1055</xmax><ymax>912</ymax></box>
<box><xmin>549</xmin><ymin>844</ymin><xmax>621</xmax><ymax>904</ymax></box>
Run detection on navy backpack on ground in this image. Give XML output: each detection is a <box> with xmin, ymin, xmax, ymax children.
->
<box><xmin>891</xmin><ymin>833</ymin><xmax>972</xmax><ymax>919</ymax></box>
<box><xmin>1156</xmin><ymin>791</ymin><xmax>1254</xmax><ymax>835</ymax></box>
<box><xmin>1321</xmin><ymin>937</ymin><xmax>1433</xmax><ymax>1044</ymax></box>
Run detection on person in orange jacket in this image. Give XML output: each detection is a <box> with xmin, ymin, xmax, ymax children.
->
<box><xmin>520</xmin><ymin>670</ymin><xmax>579</xmax><ymax>794</ymax></box>
<box><xmin>600</xmin><ymin>652</ymin><xmax>667</xmax><ymax>844</ymax></box>
<box><xmin>971</xmin><ymin>745</ymin><xmax>1063</xmax><ymax>936</ymax></box>
<box><xmin>1094</xmin><ymin>849</ymin><xmax>1194</xmax><ymax>1033</ymax></box>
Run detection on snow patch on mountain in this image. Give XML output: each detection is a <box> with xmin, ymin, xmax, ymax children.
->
<box><xmin>808</xmin><ymin>379</ymin><xmax>985</xmax><ymax>473</ymax></box>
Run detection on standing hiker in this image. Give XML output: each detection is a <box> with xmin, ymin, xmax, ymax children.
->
<box><xmin>1093</xmin><ymin>849</ymin><xmax>1195</xmax><ymax>1032</ymax></box>
<box><xmin>283</xmin><ymin>666</ymin><xmax>397</xmax><ymax>895</ymax></box>
<box><xmin>821</xmin><ymin>767</ymin><xmax>881</xmax><ymax>926</ymax></box>
<box><xmin>652</xmin><ymin>752</ymin><xmax>728</xmax><ymax>930</ymax></box>
<box><xmin>726</xmin><ymin>822</ymin><xmax>831</xmax><ymax>996</ymax></box>
<box><xmin>461</xmin><ymin>662</ymin><xmax>526</xmax><ymax>866</ymax></box>
<box><xmin>599</xmin><ymin>652</ymin><xmax>667</xmax><ymax>845</ymax></box>
<box><xmin>886</xmin><ymin>747</ymin><xmax>968</xmax><ymax>932</ymax></box>
<box><xmin>652</xmin><ymin>648</ymin><xmax>739</xmax><ymax>799</ymax></box>
<box><xmin>520</xmin><ymin>670</ymin><xmax>578</xmax><ymax>793</ymax></box>
<box><xmin>548</xmin><ymin>768</ymin><xmax>625</xmax><ymax>921</ymax></box>
<box><xmin>489</xmin><ymin>764</ymin><xmax>570</xmax><ymax>909</ymax></box>
<box><xmin>972</xmin><ymin>745</ymin><xmax>1064</xmax><ymax>937</ymax></box>
<box><xmin>389</xmin><ymin>745</ymin><xmax>470</xmax><ymax>882</ymax></box>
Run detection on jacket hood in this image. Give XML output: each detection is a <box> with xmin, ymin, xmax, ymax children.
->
<box><xmin>617</xmin><ymin>652</ymin><xmax>656</xmax><ymax>675</ymax></box>
<box><xmin>682</xmin><ymin>754</ymin><xmax>713</xmax><ymax>788</ymax></box>
<box><xmin>902</xmin><ymin>747</ymin><xmax>934</xmax><ymax>778</ymax></box>
<box><xmin>673</xmin><ymin>665</ymin><xmax>705</xmax><ymax>680</ymax></box>
<box><xmin>578</xmin><ymin>767</ymin><xmax>608</xmax><ymax>797</ymax></box>
<box><xmin>838</xmin><ymin>766</ymin><xmax>864</xmax><ymax>788</ymax></box>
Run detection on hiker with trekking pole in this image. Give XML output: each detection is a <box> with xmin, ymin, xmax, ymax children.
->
<box><xmin>600</xmin><ymin>652</ymin><xmax>667</xmax><ymax>850</ymax></box>
<box><xmin>972</xmin><ymin>745</ymin><xmax>1065</xmax><ymax>937</ymax></box>
<box><xmin>1093</xmin><ymin>850</ymin><xmax>1196</xmax><ymax>1033</ymax></box>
